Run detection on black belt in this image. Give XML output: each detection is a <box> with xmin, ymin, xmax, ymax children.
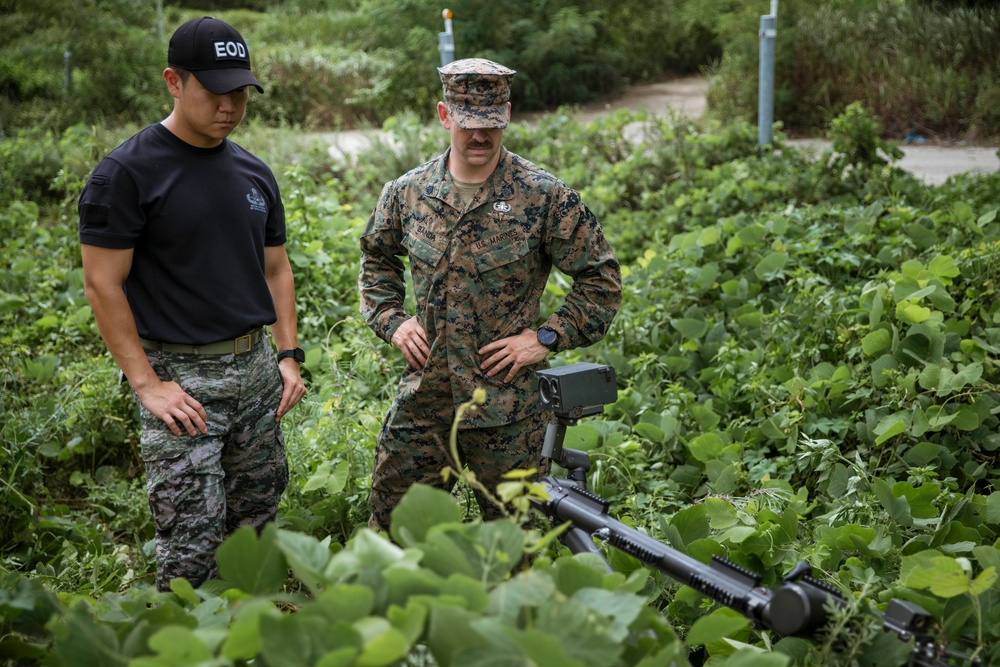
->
<box><xmin>139</xmin><ymin>328</ymin><xmax>263</xmax><ymax>355</ymax></box>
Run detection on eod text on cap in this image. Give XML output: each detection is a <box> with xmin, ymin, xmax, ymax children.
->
<box><xmin>167</xmin><ymin>16</ymin><xmax>264</xmax><ymax>95</ymax></box>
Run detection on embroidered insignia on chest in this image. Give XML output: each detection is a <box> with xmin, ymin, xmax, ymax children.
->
<box><xmin>493</xmin><ymin>201</ymin><xmax>512</xmax><ymax>213</ymax></box>
<box><xmin>247</xmin><ymin>188</ymin><xmax>267</xmax><ymax>213</ymax></box>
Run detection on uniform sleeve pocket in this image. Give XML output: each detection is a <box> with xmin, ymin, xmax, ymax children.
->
<box><xmin>79</xmin><ymin>202</ymin><xmax>110</xmax><ymax>228</ymax></box>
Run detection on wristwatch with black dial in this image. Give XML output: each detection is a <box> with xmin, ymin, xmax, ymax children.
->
<box><xmin>537</xmin><ymin>327</ymin><xmax>558</xmax><ymax>351</ymax></box>
<box><xmin>276</xmin><ymin>347</ymin><xmax>305</xmax><ymax>363</ymax></box>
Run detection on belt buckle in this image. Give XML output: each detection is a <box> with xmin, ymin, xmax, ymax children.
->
<box><xmin>234</xmin><ymin>333</ymin><xmax>254</xmax><ymax>355</ymax></box>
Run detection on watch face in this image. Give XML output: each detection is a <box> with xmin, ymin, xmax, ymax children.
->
<box><xmin>538</xmin><ymin>328</ymin><xmax>557</xmax><ymax>348</ymax></box>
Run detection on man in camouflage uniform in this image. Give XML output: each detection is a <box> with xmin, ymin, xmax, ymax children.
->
<box><xmin>359</xmin><ymin>58</ymin><xmax>622</xmax><ymax>532</ymax></box>
<box><xmin>78</xmin><ymin>17</ymin><xmax>306</xmax><ymax>590</ymax></box>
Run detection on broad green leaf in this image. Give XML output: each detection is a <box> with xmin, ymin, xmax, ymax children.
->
<box><xmin>901</xmin><ymin>553</ymin><xmax>976</xmax><ymax>597</ymax></box>
<box><xmin>571</xmin><ymin>588</ymin><xmax>647</xmax><ymax>642</ymax></box>
<box><xmin>697</xmin><ymin>226</ymin><xmax>720</xmax><ymax>247</ymax></box>
<box><xmin>308</xmin><ymin>585</ymin><xmax>376</xmax><ymax>625</ymax></box>
<box><xmin>354</xmin><ymin>618</ymin><xmax>410</xmax><ymax>667</ymax></box>
<box><xmin>871</xmin><ymin>353</ymin><xmax>897</xmax><ymax>388</ymax></box>
<box><xmin>668</xmin><ymin>504</ymin><xmax>710</xmax><ymax>549</ymax></box>
<box><xmin>325</xmin><ymin>529</ymin><xmax>408</xmax><ymax>581</ymax></box>
<box><xmin>736</xmin><ymin>223</ymin><xmax>766</xmax><ymax>246</ymax></box>
<box><xmin>918</xmin><ymin>364</ymin><xmax>941</xmax><ymax>390</ymax></box>
<box><xmin>703</xmin><ymin>497</ymin><xmax>739</xmax><ymax>529</ymax></box>
<box><xmin>892</xmin><ymin>281</ymin><xmax>936</xmax><ymax>303</ymax></box>
<box><xmin>873</xmin><ymin>414</ymin><xmax>907</xmax><ymax>445</ymax></box>
<box><xmin>684</xmin><ymin>608</ymin><xmax>750</xmax><ymax>647</ymax></box>
<box><xmin>222</xmin><ymin>599</ymin><xmax>281</xmax><ymax>660</ymax></box>
<box><xmin>952</xmin><ymin>404</ymin><xmax>982</xmax><ymax>431</ymax></box>
<box><xmin>869</xmin><ymin>288</ymin><xmax>885</xmax><ymax>325</ymax></box>
<box><xmin>687</xmin><ymin>432</ymin><xmax>726</xmax><ymax>463</ymax></box>
<box><xmin>136</xmin><ymin>627</ymin><xmax>212</xmax><ymax>666</ymax></box>
<box><xmin>928</xmin><ymin>255</ymin><xmax>960</xmax><ymax>283</ymax></box>
<box><xmin>260</xmin><ymin>614</ymin><xmax>328</xmax><ymax>667</ymax></box>
<box><xmin>717</xmin><ymin>526</ymin><xmax>757</xmax><ymax>544</ymax></box>
<box><xmin>479</xmin><ymin>621</ymin><xmax>592</xmax><ymax>667</ymax></box>
<box><xmin>167</xmin><ymin>577</ymin><xmax>198</xmax><ymax>607</ymax></box>
<box><xmin>0</xmin><ymin>291</ymin><xmax>26</xmax><ymax>313</ymax></box>
<box><xmin>487</xmin><ymin>570</ymin><xmax>556</xmax><ymax>623</ymax></box>
<box><xmin>216</xmin><ymin>524</ymin><xmax>288</xmax><ymax>595</ymax></box>
<box><xmin>896</xmin><ymin>302</ymin><xmax>931</xmax><ymax>324</ymax></box>
<box><xmin>861</xmin><ymin>329</ymin><xmax>891</xmax><ymax>356</ymax></box>
<box><xmin>672</xmin><ymin>317</ymin><xmax>708</xmax><ymax>339</ymax></box>
<box><xmin>301</xmin><ymin>460</ymin><xmax>330</xmax><ymax>492</ymax></box>
<box><xmin>986</xmin><ymin>493</ymin><xmax>1000</xmax><ymax>524</ymax></box>
<box><xmin>930</xmin><ymin>363</ymin><xmax>984</xmax><ymax>396</ymax></box>
<box><xmin>317</xmin><ymin>648</ymin><xmax>361</xmax><ymax>667</ymax></box>
<box><xmin>302</xmin><ymin>460</ymin><xmax>350</xmax><ymax>495</ymax></box>
<box><xmin>276</xmin><ymin>529</ymin><xmax>333</xmax><ymax>594</ymax></box>
<box><xmin>563</xmin><ymin>423</ymin><xmax>600</xmax><ymax>450</ymax></box>
<box><xmin>385</xmin><ymin>602</ymin><xmax>428</xmax><ymax>646</ymax></box>
<box><xmin>390</xmin><ymin>484</ymin><xmax>463</xmax><ymax>545</ymax></box>
<box><xmin>725</xmin><ymin>649</ymin><xmax>790</xmax><ymax>667</ymax></box>
<box><xmin>53</xmin><ymin>606</ymin><xmax>124</xmax><ymax>667</ymax></box>
<box><xmin>873</xmin><ymin>478</ymin><xmax>911</xmax><ymax>525</ymax></box>
<box><xmin>427</xmin><ymin>603</ymin><xmax>485</xmax><ymax>663</ymax></box>
<box><xmin>632</xmin><ymin>422</ymin><xmax>665</xmax><ymax>444</ymax></box>
<box><xmin>970</xmin><ymin>567</ymin><xmax>998</xmax><ymax>595</ymax></box>
<box><xmin>891</xmin><ymin>482</ymin><xmax>940</xmax><ymax>520</ymax></box>
<box><xmin>690</xmin><ymin>404</ymin><xmax>721</xmax><ymax>431</ymax></box>
<box><xmin>753</xmin><ymin>252</ymin><xmax>788</xmax><ymax>281</ymax></box>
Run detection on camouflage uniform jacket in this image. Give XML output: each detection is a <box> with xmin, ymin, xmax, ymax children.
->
<box><xmin>359</xmin><ymin>147</ymin><xmax>622</xmax><ymax>428</ymax></box>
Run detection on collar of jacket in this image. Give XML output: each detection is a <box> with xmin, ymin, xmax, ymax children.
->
<box><xmin>429</xmin><ymin>147</ymin><xmax>517</xmax><ymax>210</ymax></box>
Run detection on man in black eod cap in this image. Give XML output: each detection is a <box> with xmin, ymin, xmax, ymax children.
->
<box><xmin>78</xmin><ymin>17</ymin><xmax>306</xmax><ymax>591</ymax></box>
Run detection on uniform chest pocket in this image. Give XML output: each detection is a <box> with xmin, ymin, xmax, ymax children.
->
<box><xmin>403</xmin><ymin>233</ymin><xmax>445</xmax><ymax>268</ymax></box>
<box><xmin>473</xmin><ymin>232</ymin><xmax>530</xmax><ymax>276</ymax></box>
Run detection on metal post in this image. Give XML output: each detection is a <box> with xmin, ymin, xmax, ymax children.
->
<box><xmin>758</xmin><ymin>13</ymin><xmax>776</xmax><ymax>146</ymax></box>
<box><xmin>438</xmin><ymin>8</ymin><xmax>455</xmax><ymax>67</ymax></box>
<box><xmin>64</xmin><ymin>47</ymin><xmax>72</xmax><ymax>96</ymax></box>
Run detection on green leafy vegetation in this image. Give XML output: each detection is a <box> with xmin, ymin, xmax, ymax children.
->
<box><xmin>2</xmin><ymin>97</ymin><xmax>1000</xmax><ymax>664</ymax></box>
<box><xmin>2</xmin><ymin>1</ymin><xmax>997</xmax><ymax>137</ymax></box>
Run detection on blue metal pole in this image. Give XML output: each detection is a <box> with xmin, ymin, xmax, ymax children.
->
<box><xmin>758</xmin><ymin>13</ymin><xmax>776</xmax><ymax>146</ymax></box>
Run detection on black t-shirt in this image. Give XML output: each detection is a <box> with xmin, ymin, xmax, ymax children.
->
<box><xmin>78</xmin><ymin>123</ymin><xmax>286</xmax><ymax>345</ymax></box>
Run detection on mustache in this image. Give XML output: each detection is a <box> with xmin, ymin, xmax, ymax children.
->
<box><xmin>466</xmin><ymin>139</ymin><xmax>493</xmax><ymax>149</ymax></box>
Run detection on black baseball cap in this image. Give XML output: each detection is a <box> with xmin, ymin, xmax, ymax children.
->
<box><xmin>167</xmin><ymin>17</ymin><xmax>264</xmax><ymax>94</ymax></box>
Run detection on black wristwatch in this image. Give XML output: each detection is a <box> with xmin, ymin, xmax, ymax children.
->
<box><xmin>276</xmin><ymin>347</ymin><xmax>305</xmax><ymax>363</ymax></box>
<box><xmin>537</xmin><ymin>326</ymin><xmax>558</xmax><ymax>351</ymax></box>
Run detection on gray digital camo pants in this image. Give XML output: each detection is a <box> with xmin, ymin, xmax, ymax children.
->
<box><xmin>134</xmin><ymin>341</ymin><xmax>288</xmax><ymax>591</ymax></box>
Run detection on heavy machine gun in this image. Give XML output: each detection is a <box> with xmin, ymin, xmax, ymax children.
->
<box><xmin>531</xmin><ymin>363</ymin><xmax>986</xmax><ymax>666</ymax></box>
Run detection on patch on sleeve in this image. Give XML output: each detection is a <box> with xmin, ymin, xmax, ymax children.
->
<box><xmin>79</xmin><ymin>202</ymin><xmax>109</xmax><ymax>228</ymax></box>
<box><xmin>89</xmin><ymin>174</ymin><xmax>110</xmax><ymax>187</ymax></box>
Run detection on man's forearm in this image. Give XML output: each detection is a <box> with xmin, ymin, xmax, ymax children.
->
<box><xmin>86</xmin><ymin>286</ymin><xmax>159</xmax><ymax>390</ymax></box>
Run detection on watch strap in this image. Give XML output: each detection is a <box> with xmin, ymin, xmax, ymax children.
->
<box><xmin>277</xmin><ymin>347</ymin><xmax>305</xmax><ymax>363</ymax></box>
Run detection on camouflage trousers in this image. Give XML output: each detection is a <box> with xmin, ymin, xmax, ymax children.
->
<box><xmin>368</xmin><ymin>406</ymin><xmax>550</xmax><ymax>532</ymax></box>
<box><xmin>134</xmin><ymin>340</ymin><xmax>288</xmax><ymax>591</ymax></box>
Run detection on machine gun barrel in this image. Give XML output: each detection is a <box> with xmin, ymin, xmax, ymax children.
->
<box><xmin>533</xmin><ymin>476</ymin><xmax>843</xmax><ymax>637</ymax></box>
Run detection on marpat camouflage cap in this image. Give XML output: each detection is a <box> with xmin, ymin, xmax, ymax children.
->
<box><xmin>438</xmin><ymin>58</ymin><xmax>516</xmax><ymax>129</ymax></box>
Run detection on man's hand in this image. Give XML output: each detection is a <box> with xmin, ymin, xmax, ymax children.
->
<box><xmin>134</xmin><ymin>379</ymin><xmax>209</xmax><ymax>437</ymax></box>
<box><xmin>479</xmin><ymin>327</ymin><xmax>549</xmax><ymax>383</ymax></box>
<box><xmin>391</xmin><ymin>316</ymin><xmax>430</xmax><ymax>369</ymax></box>
<box><xmin>276</xmin><ymin>360</ymin><xmax>306</xmax><ymax>420</ymax></box>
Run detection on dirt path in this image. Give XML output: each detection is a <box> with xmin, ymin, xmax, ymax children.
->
<box><xmin>329</xmin><ymin>76</ymin><xmax>999</xmax><ymax>185</ymax></box>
